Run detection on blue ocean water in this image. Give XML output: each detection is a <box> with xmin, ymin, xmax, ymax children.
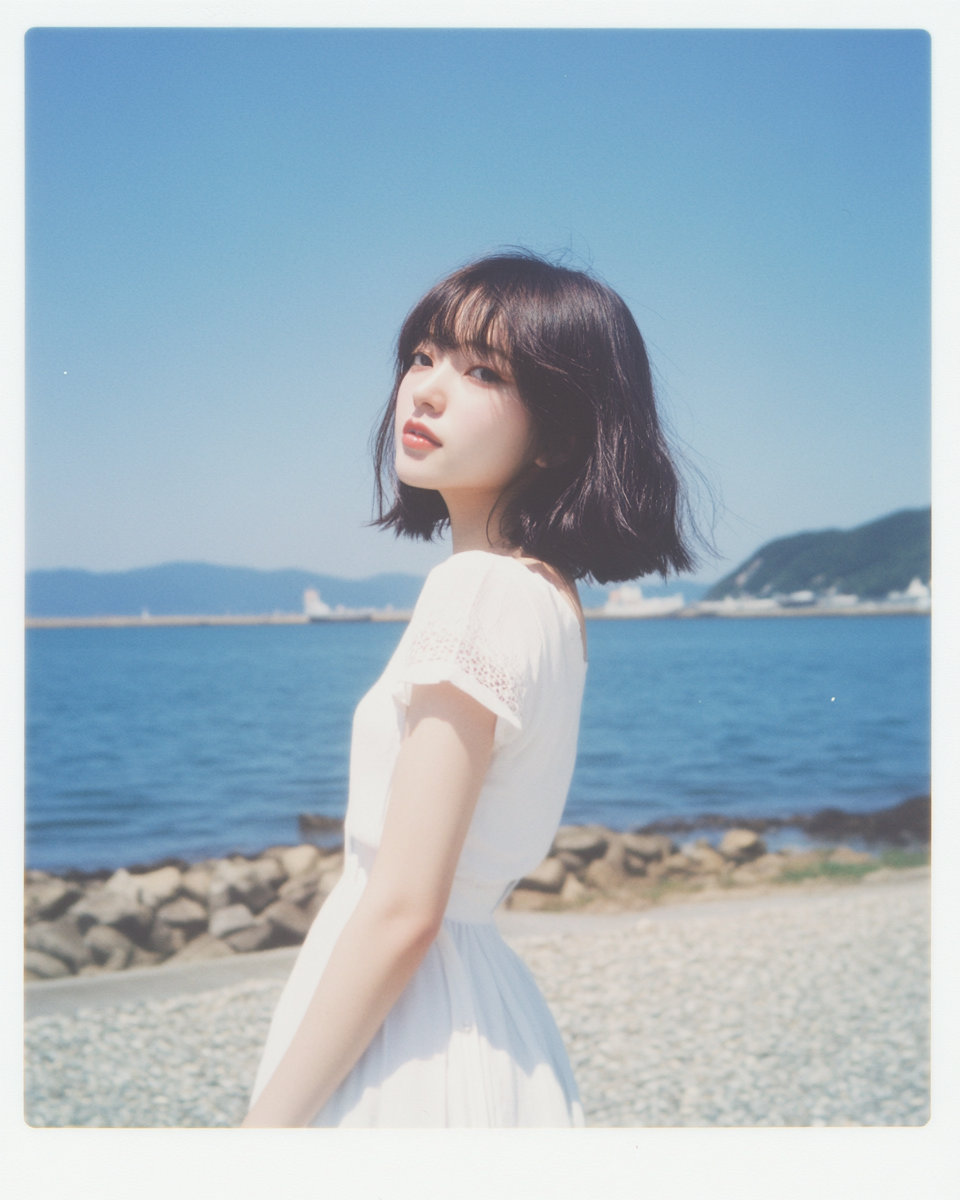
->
<box><xmin>26</xmin><ymin>616</ymin><xmax>929</xmax><ymax>873</ymax></box>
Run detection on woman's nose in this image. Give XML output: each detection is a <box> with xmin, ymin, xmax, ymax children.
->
<box><xmin>411</xmin><ymin>361</ymin><xmax>452</xmax><ymax>411</ymax></box>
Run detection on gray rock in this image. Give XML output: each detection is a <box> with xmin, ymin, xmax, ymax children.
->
<box><xmin>209</xmin><ymin>860</ymin><xmax>279</xmax><ymax>915</ymax></box>
<box><xmin>225</xmin><ymin>922</ymin><xmax>275</xmax><ymax>953</ymax></box>
<box><xmin>261</xmin><ymin>899</ymin><xmax>312</xmax><ymax>940</ymax></box>
<box><xmin>133</xmin><ymin>866</ymin><xmax>183</xmax><ymax>907</ymax></box>
<box><xmin>25</xmin><ymin>878</ymin><xmax>83</xmax><ymax>924</ymax></box>
<box><xmin>25</xmin><ymin>949</ymin><xmax>72</xmax><ymax>979</ymax></box>
<box><xmin>165</xmin><ymin>932</ymin><xmax>236</xmax><ymax>964</ymax></box>
<box><xmin>731</xmin><ymin>854</ymin><xmax>787</xmax><ymax>884</ymax></box>
<box><xmin>250</xmin><ymin>857</ymin><xmax>287</xmax><ymax>888</ymax></box>
<box><xmin>69</xmin><ymin>888</ymin><xmax>154</xmax><ymax>938</ymax></box>
<box><xmin>26</xmin><ymin>918</ymin><xmax>94</xmax><ymax>972</ymax></box>
<box><xmin>83</xmin><ymin>924</ymin><xmax>135</xmax><ymax>964</ymax></box>
<box><xmin>129</xmin><ymin>946</ymin><xmax>163</xmax><ymax>968</ymax></box>
<box><xmin>280</xmin><ymin>844</ymin><xmax>322</xmax><ymax>878</ymax></box>
<box><xmin>148</xmin><ymin>924</ymin><xmax>188</xmax><ymax>956</ymax></box>
<box><xmin>585</xmin><ymin>855</ymin><xmax>629</xmax><ymax>891</ymax></box>
<box><xmin>518</xmin><ymin>858</ymin><xmax>567</xmax><ymax>893</ymax></box>
<box><xmin>155</xmin><ymin>896</ymin><xmax>207</xmax><ymax>930</ymax></box>
<box><xmin>209</xmin><ymin>903</ymin><xmax>256</xmax><ymax>939</ymax></box>
<box><xmin>551</xmin><ymin>826</ymin><xmax>610</xmax><ymax>863</ymax></box>
<box><xmin>279</xmin><ymin>873</ymin><xmax>320</xmax><ymax>907</ymax></box>
<box><xmin>101</xmin><ymin>944</ymin><xmax>133</xmax><ymax>971</ymax></box>
<box><xmin>682</xmin><ymin>840</ymin><xmax>728</xmax><ymax>873</ymax></box>
<box><xmin>621</xmin><ymin>833</ymin><xmax>676</xmax><ymax>862</ymax></box>
<box><xmin>719</xmin><ymin>829</ymin><xmax>767</xmax><ymax>862</ymax></box>
<box><xmin>660</xmin><ymin>852</ymin><xmax>697</xmax><ymax>877</ymax></box>
<box><xmin>181</xmin><ymin>865</ymin><xmax>214</xmax><ymax>903</ymax></box>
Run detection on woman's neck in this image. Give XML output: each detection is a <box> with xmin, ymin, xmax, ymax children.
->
<box><xmin>444</xmin><ymin>489</ymin><xmax>519</xmax><ymax>557</ymax></box>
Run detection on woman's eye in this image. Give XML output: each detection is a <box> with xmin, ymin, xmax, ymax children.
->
<box><xmin>410</xmin><ymin>351</ymin><xmax>433</xmax><ymax>368</ymax></box>
<box><xmin>468</xmin><ymin>365</ymin><xmax>502</xmax><ymax>384</ymax></box>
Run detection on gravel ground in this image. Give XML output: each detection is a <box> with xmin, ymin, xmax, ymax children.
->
<box><xmin>24</xmin><ymin>876</ymin><xmax>929</xmax><ymax>1128</ymax></box>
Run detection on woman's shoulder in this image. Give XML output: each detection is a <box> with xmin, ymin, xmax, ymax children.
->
<box><xmin>420</xmin><ymin>552</ymin><xmax>586</xmax><ymax>655</ymax></box>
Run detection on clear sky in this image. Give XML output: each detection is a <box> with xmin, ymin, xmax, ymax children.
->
<box><xmin>25</xmin><ymin>27</ymin><xmax>930</xmax><ymax>583</ymax></box>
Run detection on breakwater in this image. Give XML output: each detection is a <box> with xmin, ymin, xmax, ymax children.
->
<box><xmin>24</xmin><ymin>795</ymin><xmax>930</xmax><ymax>983</ymax></box>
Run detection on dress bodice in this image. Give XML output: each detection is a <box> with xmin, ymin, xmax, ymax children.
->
<box><xmin>342</xmin><ymin>551</ymin><xmax>587</xmax><ymax>921</ymax></box>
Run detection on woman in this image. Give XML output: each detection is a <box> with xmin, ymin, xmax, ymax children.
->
<box><xmin>243</xmin><ymin>251</ymin><xmax>694</xmax><ymax>1127</ymax></box>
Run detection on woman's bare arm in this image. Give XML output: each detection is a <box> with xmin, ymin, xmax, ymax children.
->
<box><xmin>241</xmin><ymin>681</ymin><xmax>495</xmax><ymax>1128</ymax></box>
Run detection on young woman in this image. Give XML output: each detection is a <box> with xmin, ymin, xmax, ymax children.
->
<box><xmin>243</xmin><ymin>252</ymin><xmax>694</xmax><ymax>1128</ymax></box>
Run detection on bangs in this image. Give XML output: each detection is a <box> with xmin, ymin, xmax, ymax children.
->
<box><xmin>399</xmin><ymin>278</ymin><xmax>515</xmax><ymax>369</ymax></box>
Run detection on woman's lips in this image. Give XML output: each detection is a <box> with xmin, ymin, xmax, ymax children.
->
<box><xmin>401</xmin><ymin>421</ymin><xmax>442</xmax><ymax>450</ymax></box>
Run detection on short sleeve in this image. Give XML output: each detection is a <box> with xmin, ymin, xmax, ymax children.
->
<box><xmin>392</xmin><ymin>553</ymin><xmax>543</xmax><ymax>747</ymax></box>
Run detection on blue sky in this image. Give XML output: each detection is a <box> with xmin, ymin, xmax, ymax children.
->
<box><xmin>26</xmin><ymin>27</ymin><xmax>930</xmax><ymax>583</ymax></box>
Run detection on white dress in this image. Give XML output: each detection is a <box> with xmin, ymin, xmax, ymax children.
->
<box><xmin>250</xmin><ymin>551</ymin><xmax>588</xmax><ymax>1127</ymax></box>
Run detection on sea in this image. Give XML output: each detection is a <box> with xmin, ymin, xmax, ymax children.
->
<box><xmin>25</xmin><ymin>615</ymin><xmax>930</xmax><ymax>874</ymax></box>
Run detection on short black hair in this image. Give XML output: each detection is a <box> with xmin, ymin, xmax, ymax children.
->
<box><xmin>373</xmin><ymin>251</ymin><xmax>697</xmax><ymax>584</ymax></box>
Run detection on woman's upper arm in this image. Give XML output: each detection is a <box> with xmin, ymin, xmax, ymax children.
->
<box><xmin>362</xmin><ymin>682</ymin><xmax>496</xmax><ymax>931</ymax></box>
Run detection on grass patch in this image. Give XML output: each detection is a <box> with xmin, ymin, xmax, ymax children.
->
<box><xmin>879</xmin><ymin>847</ymin><xmax>929</xmax><ymax>869</ymax></box>
<box><xmin>780</xmin><ymin>847</ymin><xmax>929</xmax><ymax>884</ymax></box>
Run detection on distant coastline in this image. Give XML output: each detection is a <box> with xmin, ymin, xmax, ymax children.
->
<box><xmin>27</xmin><ymin>600</ymin><xmax>931</xmax><ymax>629</ymax></box>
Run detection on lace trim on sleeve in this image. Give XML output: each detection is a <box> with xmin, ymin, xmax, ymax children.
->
<box><xmin>403</xmin><ymin>578</ymin><xmax>526</xmax><ymax>719</ymax></box>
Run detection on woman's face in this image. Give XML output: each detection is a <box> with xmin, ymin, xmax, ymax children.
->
<box><xmin>394</xmin><ymin>342</ymin><xmax>538</xmax><ymax>499</ymax></box>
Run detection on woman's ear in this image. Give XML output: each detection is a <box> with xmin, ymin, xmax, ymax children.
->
<box><xmin>534</xmin><ymin>435</ymin><xmax>577</xmax><ymax>470</ymax></box>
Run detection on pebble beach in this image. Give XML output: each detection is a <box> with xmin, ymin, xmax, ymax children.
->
<box><xmin>25</xmin><ymin>869</ymin><xmax>929</xmax><ymax>1128</ymax></box>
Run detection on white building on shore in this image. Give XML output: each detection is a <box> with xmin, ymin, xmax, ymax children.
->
<box><xmin>602</xmin><ymin>585</ymin><xmax>686</xmax><ymax>618</ymax></box>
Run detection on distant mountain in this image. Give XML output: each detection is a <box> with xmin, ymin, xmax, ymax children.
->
<box><xmin>704</xmin><ymin>508</ymin><xmax>931</xmax><ymax>601</ymax></box>
<box><xmin>25</xmin><ymin>562</ymin><xmax>428</xmax><ymax>618</ymax></box>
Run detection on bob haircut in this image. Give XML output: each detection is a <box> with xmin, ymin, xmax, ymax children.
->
<box><xmin>373</xmin><ymin>251</ymin><xmax>696</xmax><ymax>584</ymax></box>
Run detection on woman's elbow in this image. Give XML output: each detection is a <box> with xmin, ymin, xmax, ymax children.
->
<box><xmin>364</xmin><ymin>890</ymin><xmax>445</xmax><ymax>953</ymax></box>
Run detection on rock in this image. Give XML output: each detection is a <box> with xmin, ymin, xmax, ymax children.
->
<box><xmin>26</xmin><ymin>917</ymin><xmax>94</xmax><ymax>972</ymax></box>
<box><xmin>280</xmin><ymin>844</ymin><xmax>322</xmax><ymax>878</ymax></box>
<box><xmin>181</xmin><ymin>865</ymin><xmax>214</xmax><ymax>903</ymax></box>
<box><xmin>103</xmin><ymin>868</ymin><xmax>145</xmax><ymax>899</ymax></box>
<box><xmin>209</xmin><ymin>860</ymin><xmax>279</xmax><ymax>915</ymax></box>
<box><xmin>731</xmin><ymin>853</ymin><xmax>786</xmax><ymax>884</ymax></box>
<box><xmin>660</xmin><ymin>853</ymin><xmax>697</xmax><ymax>877</ymax></box>
<box><xmin>261</xmin><ymin>899</ymin><xmax>311</xmax><ymax>941</ymax></box>
<box><xmin>24</xmin><ymin>878</ymin><xmax>83</xmax><ymax>923</ymax></box>
<box><xmin>148</xmin><ymin>924</ymin><xmax>188</xmax><ymax>956</ymax></box>
<box><xmin>155</xmin><ymin>896</ymin><xmax>207</xmax><ymax>931</ymax></box>
<box><xmin>622</xmin><ymin>833</ymin><xmax>675</xmax><ymax>862</ymax></box>
<box><xmin>83</xmin><ymin>924</ymin><xmax>135</xmax><ymax>964</ymax></box>
<box><xmin>129</xmin><ymin>946</ymin><xmax>163</xmax><ymax>968</ymax></box>
<box><xmin>779</xmin><ymin>850</ymin><xmax>825</xmax><ymax>873</ymax></box>
<box><xmin>506</xmin><ymin>888</ymin><xmax>555</xmax><ymax>911</ymax></box>
<box><xmin>133</xmin><ymin>866</ymin><xmax>183</xmax><ymax>907</ymax></box>
<box><xmin>209</xmin><ymin>903</ymin><xmax>256</xmax><ymax>939</ymax></box>
<box><xmin>166</xmin><ymin>933</ymin><xmax>235</xmax><ymax>964</ymax></box>
<box><xmin>250</xmin><ymin>857</ymin><xmax>287</xmax><ymax>888</ymax></box>
<box><xmin>100</xmin><ymin>945</ymin><xmax>133</xmax><ymax>971</ymax></box>
<box><xmin>719</xmin><ymin>829</ymin><xmax>767</xmax><ymax>862</ymax></box>
<box><xmin>829</xmin><ymin>846</ymin><xmax>875</xmax><ymax>866</ymax></box>
<box><xmin>25</xmin><ymin>949</ymin><xmax>72</xmax><ymax>979</ymax></box>
<box><xmin>225</xmin><ymin>922</ymin><xmax>275</xmax><ymax>953</ymax></box>
<box><xmin>517</xmin><ymin>857</ymin><xmax>567</xmax><ymax>893</ymax></box>
<box><xmin>318</xmin><ymin>864</ymin><xmax>344</xmax><ymax>893</ymax></box>
<box><xmin>622</xmin><ymin>854</ymin><xmax>648</xmax><ymax>877</ymax></box>
<box><xmin>279</xmin><ymin>873</ymin><xmax>321</xmax><ymax>907</ymax></box>
<box><xmin>69</xmin><ymin>888</ymin><xmax>154</xmax><ymax>939</ymax></box>
<box><xmin>682</xmin><ymin>840</ymin><xmax>728</xmax><ymax>873</ymax></box>
<box><xmin>551</xmin><ymin>826</ymin><xmax>609</xmax><ymax>863</ymax></box>
<box><xmin>584</xmin><ymin>856</ymin><xmax>627</xmax><ymax>891</ymax></box>
<box><xmin>560</xmin><ymin>873</ymin><xmax>589</xmax><ymax>904</ymax></box>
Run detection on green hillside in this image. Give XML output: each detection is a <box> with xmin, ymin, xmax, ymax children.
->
<box><xmin>704</xmin><ymin>508</ymin><xmax>930</xmax><ymax>601</ymax></box>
